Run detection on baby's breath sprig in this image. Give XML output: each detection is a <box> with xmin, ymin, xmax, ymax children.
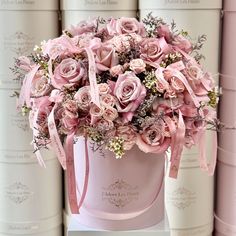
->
<box><xmin>143</xmin><ymin>70</ymin><xmax>159</xmax><ymax>93</ymax></box>
<box><xmin>142</xmin><ymin>13</ymin><xmax>166</xmax><ymax>37</ymax></box>
<box><xmin>86</xmin><ymin>127</ymin><xmax>104</xmax><ymax>143</ymax></box>
<box><xmin>106</xmin><ymin>137</ymin><xmax>125</xmax><ymax>159</ymax></box>
<box><xmin>208</xmin><ymin>89</ymin><xmax>219</xmax><ymax>108</ymax></box>
<box><xmin>21</xmin><ymin>105</ymin><xmax>31</xmax><ymax>116</ymax></box>
<box><xmin>160</xmin><ymin>52</ymin><xmax>182</xmax><ymax>68</ymax></box>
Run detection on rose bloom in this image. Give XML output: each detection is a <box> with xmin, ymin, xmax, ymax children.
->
<box><xmin>52</xmin><ymin>58</ymin><xmax>86</xmax><ymax>89</ymax></box>
<box><xmin>156</xmin><ymin>24</ymin><xmax>172</xmax><ymax>42</ymax></box>
<box><xmin>114</xmin><ymin>72</ymin><xmax>146</xmax><ymax>113</ymax></box>
<box><xmin>172</xmin><ymin>35</ymin><xmax>192</xmax><ymax>53</ymax></box>
<box><xmin>100</xmin><ymin>94</ymin><xmax>116</xmax><ymax>107</ymax></box>
<box><xmin>42</xmin><ymin>35</ymin><xmax>79</xmax><ymax>59</ymax></box>
<box><xmin>129</xmin><ymin>59</ymin><xmax>146</xmax><ymax>74</ymax></box>
<box><xmin>98</xmin><ymin>83</ymin><xmax>111</xmax><ymax>95</ymax></box>
<box><xmin>63</xmin><ymin>100</ymin><xmax>78</xmax><ymax>113</ymax></box>
<box><xmin>140</xmin><ymin>37</ymin><xmax>169</xmax><ymax>64</ymax></box>
<box><xmin>116</xmin><ymin>125</ymin><xmax>137</xmax><ymax>150</ymax></box>
<box><xmin>90</xmin><ymin>104</ymin><xmax>104</xmax><ymax>125</ymax></box>
<box><xmin>103</xmin><ymin>106</ymin><xmax>118</xmax><ymax>122</ymax></box>
<box><xmin>110</xmin><ymin>65</ymin><xmax>124</xmax><ymax>77</ymax></box>
<box><xmin>67</xmin><ymin>20</ymin><xmax>96</xmax><ymax>36</ymax></box>
<box><xmin>107</xmin><ymin>17</ymin><xmax>145</xmax><ymax>36</ymax></box>
<box><xmin>61</xmin><ymin>111</ymin><xmax>79</xmax><ymax>134</ymax></box>
<box><xmin>96</xmin><ymin>118</ymin><xmax>114</xmax><ymax>131</ymax></box>
<box><xmin>74</xmin><ymin>86</ymin><xmax>91</xmax><ymax>110</ymax></box>
<box><xmin>31</xmin><ymin>75</ymin><xmax>51</xmax><ymax>97</ymax></box>
<box><xmin>95</xmin><ymin>43</ymin><xmax>118</xmax><ymax>71</ymax></box>
<box><xmin>137</xmin><ymin>121</ymin><xmax>171</xmax><ymax>153</ymax></box>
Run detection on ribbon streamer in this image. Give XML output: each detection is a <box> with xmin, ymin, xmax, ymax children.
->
<box><xmin>48</xmin><ymin>105</ymin><xmax>67</xmax><ymax>170</ymax></box>
<box><xmin>85</xmin><ymin>47</ymin><xmax>100</xmax><ymax>108</ymax></box>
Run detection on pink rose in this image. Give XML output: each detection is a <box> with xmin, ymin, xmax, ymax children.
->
<box><xmin>90</xmin><ymin>104</ymin><xmax>104</xmax><ymax>125</ymax></box>
<box><xmin>129</xmin><ymin>59</ymin><xmax>146</xmax><ymax>74</ymax></box>
<box><xmin>67</xmin><ymin>20</ymin><xmax>96</xmax><ymax>36</ymax></box>
<box><xmin>170</xmin><ymin>76</ymin><xmax>185</xmax><ymax>93</ymax></box>
<box><xmin>74</xmin><ymin>86</ymin><xmax>91</xmax><ymax>110</ymax></box>
<box><xmin>96</xmin><ymin>119</ymin><xmax>114</xmax><ymax>131</ymax></box>
<box><xmin>107</xmin><ymin>17</ymin><xmax>146</xmax><ymax>36</ymax></box>
<box><xmin>110</xmin><ymin>65</ymin><xmax>124</xmax><ymax>77</ymax></box>
<box><xmin>49</xmin><ymin>89</ymin><xmax>64</xmax><ymax>103</ymax></box>
<box><xmin>137</xmin><ymin>121</ymin><xmax>171</xmax><ymax>153</ymax></box>
<box><xmin>98</xmin><ymin>83</ymin><xmax>111</xmax><ymax>94</ymax></box>
<box><xmin>114</xmin><ymin>72</ymin><xmax>146</xmax><ymax>114</ymax></box>
<box><xmin>95</xmin><ymin>43</ymin><xmax>118</xmax><ymax>71</ymax></box>
<box><xmin>185</xmin><ymin>62</ymin><xmax>203</xmax><ymax>83</ymax></box>
<box><xmin>173</xmin><ymin>35</ymin><xmax>192</xmax><ymax>53</ymax></box>
<box><xmin>140</xmin><ymin>37</ymin><xmax>169</xmax><ymax>63</ymax></box>
<box><xmin>52</xmin><ymin>58</ymin><xmax>86</xmax><ymax>89</ymax></box>
<box><xmin>42</xmin><ymin>35</ymin><xmax>79</xmax><ymax>59</ymax></box>
<box><xmin>63</xmin><ymin>100</ymin><xmax>78</xmax><ymax>113</ymax></box>
<box><xmin>103</xmin><ymin>106</ymin><xmax>118</xmax><ymax>122</ymax></box>
<box><xmin>157</xmin><ymin>24</ymin><xmax>172</xmax><ymax>42</ymax></box>
<box><xmin>61</xmin><ymin>111</ymin><xmax>79</xmax><ymax>134</ymax></box>
<box><xmin>31</xmin><ymin>75</ymin><xmax>51</xmax><ymax>97</ymax></box>
<box><xmin>116</xmin><ymin>125</ymin><xmax>137</xmax><ymax>150</ymax></box>
<box><xmin>100</xmin><ymin>94</ymin><xmax>116</xmax><ymax>107</ymax></box>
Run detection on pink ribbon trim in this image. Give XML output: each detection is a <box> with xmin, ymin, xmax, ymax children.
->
<box><xmin>169</xmin><ymin>110</ymin><xmax>185</xmax><ymax>178</ymax></box>
<box><xmin>19</xmin><ymin>65</ymin><xmax>40</xmax><ymax>107</ymax></box>
<box><xmin>85</xmin><ymin>47</ymin><xmax>100</xmax><ymax>108</ymax></box>
<box><xmin>65</xmin><ymin>135</ymin><xmax>90</xmax><ymax>214</ymax></box>
<box><xmin>198</xmin><ymin>129</ymin><xmax>217</xmax><ymax>176</ymax></box>
<box><xmin>48</xmin><ymin>105</ymin><xmax>67</xmax><ymax>170</ymax></box>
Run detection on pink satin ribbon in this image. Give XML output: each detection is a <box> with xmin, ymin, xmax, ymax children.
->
<box><xmin>169</xmin><ymin>110</ymin><xmax>185</xmax><ymax>178</ymax></box>
<box><xmin>198</xmin><ymin>128</ymin><xmax>217</xmax><ymax>176</ymax></box>
<box><xmin>215</xmin><ymin>214</ymin><xmax>236</xmax><ymax>236</ymax></box>
<box><xmin>19</xmin><ymin>65</ymin><xmax>40</xmax><ymax>107</ymax></box>
<box><xmin>85</xmin><ymin>47</ymin><xmax>100</xmax><ymax>108</ymax></box>
<box><xmin>48</xmin><ymin>105</ymin><xmax>67</xmax><ymax>170</ymax></box>
<box><xmin>65</xmin><ymin>135</ymin><xmax>90</xmax><ymax>214</ymax></box>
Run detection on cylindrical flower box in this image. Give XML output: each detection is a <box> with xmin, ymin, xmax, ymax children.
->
<box><xmin>139</xmin><ymin>0</ymin><xmax>222</xmax><ymax>80</ymax></box>
<box><xmin>0</xmin><ymin>150</ymin><xmax>62</xmax><ymax>235</ymax></box>
<box><xmin>61</xmin><ymin>0</ymin><xmax>138</xmax><ymax>29</ymax></box>
<box><xmin>215</xmin><ymin>148</ymin><xmax>236</xmax><ymax>236</ymax></box>
<box><xmin>165</xmin><ymin>153</ymin><xmax>214</xmax><ymax>236</ymax></box>
<box><xmin>0</xmin><ymin>1</ymin><xmax>62</xmax><ymax>235</ymax></box>
<box><xmin>221</xmin><ymin>0</ymin><xmax>236</xmax><ymax>77</ymax></box>
<box><xmin>71</xmin><ymin>137</ymin><xmax>164</xmax><ymax>230</ymax></box>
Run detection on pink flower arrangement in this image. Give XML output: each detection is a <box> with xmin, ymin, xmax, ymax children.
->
<box><xmin>14</xmin><ymin>15</ymin><xmax>218</xmax><ymax>177</ymax></box>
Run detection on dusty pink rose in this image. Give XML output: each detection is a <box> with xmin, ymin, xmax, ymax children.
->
<box><xmin>110</xmin><ymin>65</ymin><xmax>124</xmax><ymax>77</ymax></box>
<box><xmin>185</xmin><ymin>62</ymin><xmax>203</xmax><ymax>83</ymax></box>
<box><xmin>107</xmin><ymin>17</ymin><xmax>145</xmax><ymax>36</ymax></box>
<box><xmin>74</xmin><ymin>86</ymin><xmax>91</xmax><ymax>110</ymax></box>
<box><xmin>52</xmin><ymin>58</ymin><xmax>86</xmax><ymax>89</ymax></box>
<box><xmin>31</xmin><ymin>75</ymin><xmax>51</xmax><ymax>97</ymax></box>
<box><xmin>90</xmin><ymin>104</ymin><xmax>104</xmax><ymax>125</ymax></box>
<box><xmin>96</xmin><ymin>119</ymin><xmax>114</xmax><ymax>131</ymax></box>
<box><xmin>170</xmin><ymin>76</ymin><xmax>185</xmax><ymax>93</ymax></box>
<box><xmin>116</xmin><ymin>125</ymin><xmax>137</xmax><ymax>150</ymax></box>
<box><xmin>103</xmin><ymin>106</ymin><xmax>118</xmax><ymax>121</ymax></box>
<box><xmin>140</xmin><ymin>37</ymin><xmax>169</xmax><ymax>63</ymax></box>
<box><xmin>49</xmin><ymin>89</ymin><xmax>64</xmax><ymax>103</ymax></box>
<box><xmin>173</xmin><ymin>35</ymin><xmax>192</xmax><ymax>53</ymax></box>
<box><xmin>63</xmin><ymin>100</ymin><xmax>78</xmax><ymax>113</ymax></box>
<box><xmin>98</xmin><ymin>83</ymin><xmax>111</xmax><ymax>94</ymax></box>
<box><xmin>114</xmin><ymin>72</ymin><xmax>146</xmax><ymax>113</ymax></box>
<box><xmin>95</xmin><ymin>43</ymin><xmax>118</xmax><ymax>71</ymax></box>
<box><xmin>157</xmin><ymin>24</ymin><xmax>172</xmax><ymax>42</ymax></box>
<box><xmin>42</xmin><ymin>35</ymin><xmax>79</xmax><ymax>59</ymax></box>
<box><xmin>67</xmin><ymin>20</ymin><xmax>96</xmax><ymax>36</ymax></box>
<box><xmin>61</xmin><ymin>111</ymin><xmax>79</xmax><ymax>133</ymax></box>
<box><xmin>110</xmin><ymin>33</ymin><xmax>142</xmax><ymax>52</ymax></box>
<box><xmin>129</xmin><ymin>59</ymin><xmax>146</xmax><ymax>74</ymax></box>
<box><xmin>137</xmin><ymin>121</ymin><xmax>171</xmax><ymax>153</ymax></box>
<box><xmin>100</xmin><ymin>94</ymin><xmax>116</xmax><ymax>107</ymax></box>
